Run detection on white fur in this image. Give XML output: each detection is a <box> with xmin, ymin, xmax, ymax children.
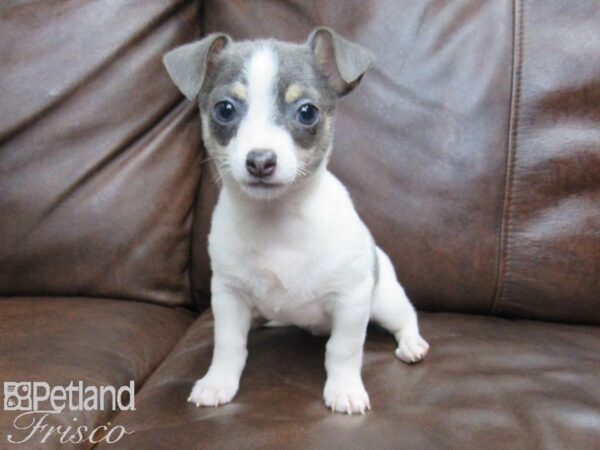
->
<box><xmin>228</xmin><ymin>47</ymin><xmax>297</xmax><ymax>199</ymax></box>
<box><xmin>189</xmin><ymin>46</ymin><xmax>429</xmax><ymax>415</ymax></box>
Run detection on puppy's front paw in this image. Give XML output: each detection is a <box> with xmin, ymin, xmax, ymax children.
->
<box><xmin>187</xmin><ymin>376</ymin><xmax>238</xmax><ymax>407</ymax></box>
<box><xmin>396</xmin><ymin>333</ymin><xmax>429</xmax><ymax>364</ymax></box>
<box><xmin>323</xmin><ymin>377</ymin><xmax>370</xmax><ymax>415</ymax></box>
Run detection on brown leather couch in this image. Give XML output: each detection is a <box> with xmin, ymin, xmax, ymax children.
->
<box><xmin>1</xmin><ymin>1</ymin><xmax>599</xmax><ymax>449</ymax></box>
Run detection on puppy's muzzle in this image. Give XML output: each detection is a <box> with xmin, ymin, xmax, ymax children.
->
<box><xmin>246</xmin><ymin>149</ymin><xmax>277</xmax><ymax>179</ymax></box>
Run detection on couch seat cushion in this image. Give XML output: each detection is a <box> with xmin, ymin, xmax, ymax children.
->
<box><xmin>0</xmin><ymin>297</ymin><xmax>194</xmax><ymax>449</ymax></box>
<box><xmin>98</xmin><ymin>310</ymin><xmax>600</xmax><ymax>450</ymax></box>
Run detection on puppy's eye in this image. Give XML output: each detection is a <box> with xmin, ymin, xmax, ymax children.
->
<box><xmin>213</xmin><ymin>101</ymin><xmax>236</xmax><ymax>123</ymax></box>
<box><xmin>296</xmin><ymin>103</ymin><xmax>319</xmax><ymax>126</ymax></box>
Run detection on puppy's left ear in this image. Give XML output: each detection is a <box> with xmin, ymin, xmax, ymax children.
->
<box><xmin>308</xmin><ymin>27</ymin><xmax>374</xmax><ymax>97</ymax></box>
<box><xmin>163</xmin><ymin>33</ymin><xmax>230</xmax><ymax>100</ymax></box>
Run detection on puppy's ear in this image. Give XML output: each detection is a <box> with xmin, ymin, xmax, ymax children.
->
<box><xmin>163</xmin><ymin>33</ymin><xmax>230</xmax><ymax>100</ymax></box>
<box><xmin>308</xmin><ymin>27</ymin><xmax>374</xmax><ymax>97</ymax></box>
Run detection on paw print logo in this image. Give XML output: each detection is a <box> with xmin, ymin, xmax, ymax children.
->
<box><xmin>3</xmin><ymin>382</ymin><xmax>32</xmax><ymax>411</ymax></box>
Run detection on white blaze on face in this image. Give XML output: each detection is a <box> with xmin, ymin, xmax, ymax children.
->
<box><xmin>246</xmin><ymin>47</ymin><xmax>277</xmax><ymax>125</ymax></box>
<box><xmin>229</xmin><ymin>46</ymin><xmax>298</xmax><ymax>191</ymax></box>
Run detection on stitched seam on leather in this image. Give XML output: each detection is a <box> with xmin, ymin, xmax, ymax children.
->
<box><xmin>188</xmin><ymin>0</ymin><xmax>209</xmax><ymax>309</ymax></box>
<box><xmin>491</xmin><ymin>0</ymin><xmax>523</xmax><ymax>314</ymax></box>
<box><xmin>184</xmin><ymin>0</ymin><xmax>205</xmax><ymax>308</ymax></box>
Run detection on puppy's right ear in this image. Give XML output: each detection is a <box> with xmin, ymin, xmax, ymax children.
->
<box><xmin>308</xmin><ymin>27</ymin><xmax>374</xmax><ymax>97</ymax></box>
<box><xmin>163</xmin><ymin>34</ymin><xmax>230</xmax><ymax>100</ymax></box>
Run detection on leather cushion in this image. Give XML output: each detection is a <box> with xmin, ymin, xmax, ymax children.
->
<box><xmin>190</xmin><ymin>0</ymin><xmax>513</xmax><ymax>315</ymax></box>
<box><xmin>492</xmin><ymin>0</ymin><xmax>600</xmax><ymax>323</ymax></box>
<box><xmin>99</xmin><ymin>310</ymin><xmax>600</xmax><ymax>449</ymax></box>
<box><xmin>0</xmin><ymin>297</ymin><xmax>194</xmax><ymax>449</ymax></box>
<box><xmin>190</xmin><ymin>0</ymin><xmax>600</xmax><ymax>324</ymax></box>
<box><xmin>0</xmin><ymin>0</ymin><xmax>203</xmax><ymax>306</ymax></box>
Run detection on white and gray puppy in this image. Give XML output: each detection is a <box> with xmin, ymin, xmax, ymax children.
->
<box><xmin>163</xmin><ymin>28</ymin><xmax>429</xmax><ymax>415</ymax></box>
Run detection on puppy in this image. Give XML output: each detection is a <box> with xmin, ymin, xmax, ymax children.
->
<box><xmin>163</xmin><ymin>28</ymin><xmax>429</xmax><ymax>415</ymax></box>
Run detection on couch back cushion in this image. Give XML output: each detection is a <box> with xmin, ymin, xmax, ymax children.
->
<box><xmin>191</xmin><ymin>0</ymin><xmax>600</xmax><ymax>324</ymax></box>
<box><xmin>494</xmin><ymin>0</ymin><xmax>600</xmax><ymax>323</ymax></box>
<box><xmin>0</xmin><ymin>0</ymin><xmax>202</xmax><ymax>306</ymax></box>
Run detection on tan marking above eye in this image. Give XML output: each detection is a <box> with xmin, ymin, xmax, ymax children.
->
<box><xmin>285</xmin><ymin>84</ymin><xmax>303</xmax><ymax>103</ymax></box>
<box><xmin>231</xmin><ymin>82</ymin><xmax>247</xmax><ymax>101</ymax></box>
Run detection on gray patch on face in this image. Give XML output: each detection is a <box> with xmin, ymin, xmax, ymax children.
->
<box><xmin>205</xmin><ymin>85</ymin><xmax>249</xmax><ymax>147</ymax></box>
<box><xmin>199</xmin><ymin>43</ymin><xmax>255</xmax><ymax>148</ymax></box>
<box><xmin>270</xmin><ymin>42</ymin><xmax>337</xmax><ymax>175</ymax></box>
<box><xmin>198</xmin><ymin>39</ymin><xmax>339</xmax><ymax>178</ymax></box>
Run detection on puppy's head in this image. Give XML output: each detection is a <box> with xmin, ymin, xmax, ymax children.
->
<box><xmin>164</xmin><ymin>28</ymin><xmax>373</xmax><ymax>200</ymax></box>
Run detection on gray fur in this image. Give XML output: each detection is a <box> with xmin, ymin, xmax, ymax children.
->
<box><xmin>272</xmin><ymin>42</ymin><xmax>335</xmax><ymax>151</ymax></box>
<box><xmin>371</xmin><ymin>239</ymin><xmax>380</xmax><ymax>294</ymax></box>
<box><xmin>309</xmin><ymin>27</ymin><xmax>374</xmax><ymax>96</ymax></box>
<box><xmin>163</xmin><ymin>33</ymin><xmax>230</xmax><ymax>101</ymax></box>
<box><xmin>163</xmin><ymin>29</ymin><xmax>373</xmax><ymax>180</ymax></box>
<box><xmin>197</xmin><ymin>39</ymin><xmax>338</xmax><ymax>168</ymax></box>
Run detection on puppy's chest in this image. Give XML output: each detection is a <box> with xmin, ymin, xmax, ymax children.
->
<box><xmin>216</xmin><ymin>236</ymin><xmax>334</xmax><ymax>322</ymax></box>
<box><xmin>245</xmin><ymin>244</ymin><xmax>328</xmax><ymax>300</ymax></box>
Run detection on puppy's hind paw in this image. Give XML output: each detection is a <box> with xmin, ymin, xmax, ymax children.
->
<box><xmin>395</xmin><ymin>333</ymin><xmax>429</xmax><ymax>364</ymax></box>
<box><xmin>187</xmin><ymin>377</ymin><xmax>238</xmax><ymax>407</ymax></box>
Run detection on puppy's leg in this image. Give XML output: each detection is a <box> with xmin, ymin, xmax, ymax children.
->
<box><xmin>370</xmin><ymin>247</ymin><xmax>429</xmax><ymax>363</ymax></box>
<box><xmin>324</xmin><ymin>282</ymin><xmax>371</xmax><ymax>414</ymax></box>
<box><xmin>188</xmin><ymin>278</ymin><xmax>252</xmax><ymax>407</ymax></box>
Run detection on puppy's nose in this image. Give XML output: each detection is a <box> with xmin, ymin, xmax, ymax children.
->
<box><xmin>246</xmin><ymin>150</ymin><xmax>277</xmax><ymax>178</ymax></box>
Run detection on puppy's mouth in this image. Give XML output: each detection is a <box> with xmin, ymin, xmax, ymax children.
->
<box><xmin>238</xmin><ymin>178</ymin><xmax>291</xmax><ymax>200</ymax></box>
<box><xmin>243</xmin><ymin>180</ymin><xmax>286</xmax><ymax>189</ymax></box>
